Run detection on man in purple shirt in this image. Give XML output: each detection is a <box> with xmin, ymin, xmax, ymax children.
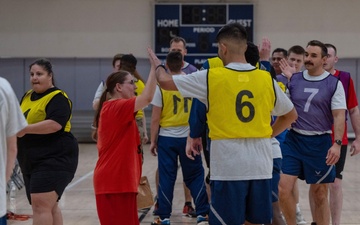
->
<box><xmin>279</xmin><ymin>40</ymin><xmax>346</xmax><ymax>225</ymax></box>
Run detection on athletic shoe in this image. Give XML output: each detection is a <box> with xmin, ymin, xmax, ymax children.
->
<box><xmin>296</xmin><ymin>211</ymin><xmax>307</xmax><ymax>225</ymax></box>
<box><xmin>197</xmin><ymin>215</ymin><xmax>209</xmax><ymax>225</ymax></box>
<box><xmin>280</xmin><ymin>212</ymin><xmax>287</xmax><ymax>224</ymax></box>
<box><xmin>152</xmin><ymin>201</ymin><xmax>159</xmax><ymax>216</ymax></box>
<box><xmin>151</xmin><ymin>217</ymin><xmax>170</xmax><ymax>225</ymax></box>
<box><xmin>183</xmin><ymin>203</ymin><xmax>196</xmax><ymax>218</ymax></box>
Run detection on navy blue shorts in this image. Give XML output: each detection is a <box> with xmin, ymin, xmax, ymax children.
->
<box><xmin>281</xmin><ymin>130</ymin><xmax>335</xmax><ymax>184</ymax></box>
<box><xmin>209</xmin><ymin>179</ymin><xmax>272</xmax><ymax>224</ymax></box>
<box><xmin>0</xmin><ymin>215</ymin><xmax>6</xmax><ymax>225</ymax></box>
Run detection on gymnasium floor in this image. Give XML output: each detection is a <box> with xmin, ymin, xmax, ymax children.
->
<box><xmin>7</xmin><ymin>143</ymin><xmax>360</xmax><ymax>225</ymax></box>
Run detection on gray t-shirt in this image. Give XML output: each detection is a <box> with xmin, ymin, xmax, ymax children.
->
<box><xmin>0</xmin><ymin>77</ymin><xmax>27</xmax><ymax>216</ymax></box>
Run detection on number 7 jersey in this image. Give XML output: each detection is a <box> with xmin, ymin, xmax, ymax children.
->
<box><xmin>288</xmin><ymin>71</ymin><xmax>339</xmax><ymax>132</ymax></box>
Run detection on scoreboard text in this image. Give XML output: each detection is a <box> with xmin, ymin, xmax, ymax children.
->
<box><xmin>154</xmin><ymin>3</ymin><xmax>254</xmax><ymax>67</ymax></box>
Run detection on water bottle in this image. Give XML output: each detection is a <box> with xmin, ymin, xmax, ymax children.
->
<box><xmin>9</xmin><ymin>180</ymin><xmax>17</xmax><ymax>213</ymax></box>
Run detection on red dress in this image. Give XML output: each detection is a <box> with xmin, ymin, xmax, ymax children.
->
<box><xmin>93</xmin><ymin>97</ymin><xmax>142</xmax><ymax>225</ymax></box>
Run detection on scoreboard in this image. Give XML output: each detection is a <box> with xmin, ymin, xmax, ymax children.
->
<box><xmin>154</xmin><ymin>3</ymin><xmax>254</xmax><ymax>68</ymax></box>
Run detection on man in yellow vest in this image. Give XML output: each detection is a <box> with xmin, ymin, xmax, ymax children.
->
<box><xmin>149</xmin><ymin>22</ymin><xmax>297</xmax><ymax>225</ymax></box>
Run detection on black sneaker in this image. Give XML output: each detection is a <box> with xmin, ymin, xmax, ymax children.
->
<box><xmin>183</xmin><ymin>203</ymin><xmax>196</xmax><ymax>218</ymax></box>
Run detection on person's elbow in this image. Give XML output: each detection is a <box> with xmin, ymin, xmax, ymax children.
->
<box><xmin>348</xmin><ymin>106</ymin><xmax>359</xmax><ymax>116</ymax></box>
<box><xmin>144</xmin><ymin>93</ymin><xmax>155</xmax><ymax>106</ymax></box>
<box><xmin>135</xmin><ymin>96</ymin><xmax>153</xmax><ymax>112</ymax></box>
<box><xmin>92</xmin><ymin>99</ymin><xmax>100</xmax><ymax>111</ymax></box>
<box><xmin>285</xmin><ymin>107</ymin><xmax>298</xmax><ymax>124</ymax></box>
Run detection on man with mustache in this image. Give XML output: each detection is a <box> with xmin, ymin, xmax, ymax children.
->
<box><xmin>308</xmin><ymin>43</ymin><xmax>360</xmax><ymax>225</ymax></box>
<box><xmin>279</xmin><ymin>40</ymin><xmax>346</xmax><ymax>225</ymax></box>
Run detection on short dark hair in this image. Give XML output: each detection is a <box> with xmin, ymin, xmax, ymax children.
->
<box><xmin>245</xmin><ymin>41</ymin><xmax>260</xmax><ymax>67</ymax></box>
<box><xmin>112</xmin><ymin>53</ymin><xmax>123</xmax><ymax>67</ymax></box>
<box><xmin>288</xmin><ymin>45</ymin><xmax>305</xmax><ymax>55</ymax></box>
<box><xmin>121</xmin><ymin>54</ymin><xmax>137</xmax><ymax>71</ymax></box>
<box><xmin>216</xmin><ymin>22</ymin><xmax>247</xmax><ymax>43</ymax></box>
<box><xmin>170</xmin><ymin>37</ymin><xmax>187</xmax><ymax>48</ymax></box>
<box><xmin>307</xmin><ymin>40</ymin><xmax>328</xmax><ymax>57</ymax></box>
<box><xmin>166</xmin><ymin>51</ymin><xmax>183</xmax><ymax>73</ymax></box>
<box><xmin>324</xmin><ymin>43</ymin><xmax>337</xmax><ymax>56</ymax></box>
<box><xmin>272</xmin><ymin>48</ymin><xmax>288</xmax><ymax>58</ymax></box>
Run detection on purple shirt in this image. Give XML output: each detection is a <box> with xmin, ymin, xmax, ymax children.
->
<box><xmin>182</xmin><ymin>62</ymin><xmax>198</xmax><ymax>74</ymax></box>
<box><xmin>276</xmin><ymin>74</ymin><xmax>288</xmax><ymax>87</ymax></box>
<box><xmin>288</xmin><ymin>72</ymin><xmax>339</xmax><ymax>132</ymax></box>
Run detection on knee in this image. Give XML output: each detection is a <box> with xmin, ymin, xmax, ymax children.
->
<box><xmin>30</xmin><ymin>194</ymin><xmax>57</xmax><ymax>214</ymax></box>
<box><xmin>52</xmin><ymin>203</ymin><xmax>60</xmax><ymax>213</ymax></box>
<box><xmin>279</xmin><ymin>183</ymin><xmax>291</xmax><ymax>198</ymax></box>
<box><xmin>31</xmin><ymin>200</ymin><xmax>50</xmax><ymax>214</ymax></box>
<box><xmin>311</xmin><ymin>185</ymin><xmax>328</xmax><ymax>203</ymax></box>
<box><xmin>329</xmin><ymin>178</ymin><xmax>342</xmax><ymax>192</ymax></box>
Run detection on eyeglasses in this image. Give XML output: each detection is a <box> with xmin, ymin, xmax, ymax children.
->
<box><xmin>123</xmin><ymin>80</ymin><xmax>135</xmax><ymax>85</ymax></box>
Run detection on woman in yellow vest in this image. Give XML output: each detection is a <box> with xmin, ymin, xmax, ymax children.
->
<box><xmin>17</xmin><ymin>58</ymin><xmax>79</xmax><ymax>225</ymax></box>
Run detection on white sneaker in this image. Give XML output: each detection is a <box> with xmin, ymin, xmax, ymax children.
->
<box><xmin>296</xmin><ymin>211</ymin><xmax>307</xmax><ymax>225</ymax></box>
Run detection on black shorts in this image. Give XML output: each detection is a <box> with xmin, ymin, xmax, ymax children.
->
<box><xmin>335</xmin><ymin>145</ymin><xmax>348</xmax><ymax>179</ymax></box>
<box><xmin>23</xmin><ymin>171</ymin><xmax>74</xmax><ymax>204</ymax></box>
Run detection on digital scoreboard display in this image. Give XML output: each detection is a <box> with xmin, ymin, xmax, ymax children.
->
<box><xmin>181</xmin><ymin>5</ymin><xmax>227</xmax><ymax>25</ymax></box>
<box><xmin>154</xmin><ymin>3</ymin><xmax>254</xmax><ymax>67</ymax></box>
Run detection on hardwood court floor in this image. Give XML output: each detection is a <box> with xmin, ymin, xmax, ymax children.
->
<box><xmin>7</xmin><ymin>143</ymin><xmax>360</xmax><ymax>225</ymax></box>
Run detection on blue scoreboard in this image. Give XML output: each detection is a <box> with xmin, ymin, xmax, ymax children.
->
<box><xmin>154</xmin><ymin>3</ymin><xmax>254</xmax><ymax>68</ymax></box>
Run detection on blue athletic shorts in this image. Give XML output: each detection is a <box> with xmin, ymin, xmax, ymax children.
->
<box><xmin>281</xmin><ymin>130</ymin><xmax>335</xmax><ymax>184</ymax></box>
<box><xmin>0</xmin><ymin>215</ymin><xmax>6</xmax><ymax>225</ymax></box>
<box><xmin>209</xmin><ymin>179</ymin><xmax>272</xmax><ymax>224</ymax></box>
<box><xmin>272</xmin><ymin>158</ymin><xmax>282</xmax><ymax>202</ymax></box>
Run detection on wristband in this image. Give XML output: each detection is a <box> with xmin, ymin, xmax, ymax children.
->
<box><xmin>156</xmin><ymin>64</ymin><xmax>166</xmax><ymax>70</ymax></box>
<box><xmin>335</xmin><ymin>139</ymin><xmax>342</xmax><ymax>146</ymax></box>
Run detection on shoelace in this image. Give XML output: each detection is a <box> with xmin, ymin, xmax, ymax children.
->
<box><xmin>6</xmin><ymin>211</ymin><xmax>32</xmax><ymax>221</ymax></box>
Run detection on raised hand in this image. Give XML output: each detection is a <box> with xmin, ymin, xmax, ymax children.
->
<box><xmin>259</xmin><ymin>37</ymin><xmax>271</xmax><ymax>61</ymax></box>
<box><xmin>279</xmin><ymin>58</ymin><xmax>295</xmax><ymax>79</ymax></box>
<box><xmin>147</xmin><ymin>47</ymin><xmax>162</xmax><ymax>68</ymax></box>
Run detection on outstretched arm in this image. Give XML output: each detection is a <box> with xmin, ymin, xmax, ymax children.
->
<box><xmin>134</xmin><ymin>47</ymin><xmax>159</xmax><ymax>112</ymax></box>
<box><xmin>148</xmin><ymin>48</ymin><xmax>178</xmax><ymax>91</ymax></box>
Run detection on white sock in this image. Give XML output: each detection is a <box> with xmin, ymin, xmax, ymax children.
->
<box><xmin>296</xmin><ymin>203</ymin><xmax>301</xmax><ymax>213</ymax></box>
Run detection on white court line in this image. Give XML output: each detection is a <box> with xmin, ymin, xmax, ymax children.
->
<box><xmin>65</xmin><ymin>170</ymin><xmax>94</xmax><ymax>190</ymax></box>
